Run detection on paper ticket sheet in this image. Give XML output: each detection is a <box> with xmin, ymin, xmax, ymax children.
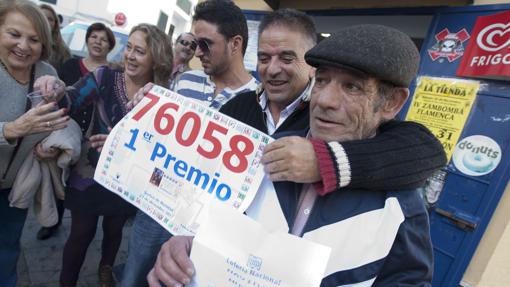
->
<box><xmin>94</xmin><ymin>85</ymin><xmax>272</xmax><ymax>236</ymax></box>
<box><xmin>190</xmin><ymin>204</ymin><xmax>332</xmax><ymax>287</ymax></box>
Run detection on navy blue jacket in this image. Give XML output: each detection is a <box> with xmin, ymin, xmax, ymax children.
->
<box><xmin>251</xmin><ymin>132</ymin><xmax>434</xmax><ymax>286</ymax></box>
<box><xmin>272</xmin><ymin>180</ymin><xmax>433</xmax><ymax>286</ymax></box>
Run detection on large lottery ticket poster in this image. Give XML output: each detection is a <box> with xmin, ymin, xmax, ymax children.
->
<box><xmin>94</xmin><ymin>86</ymin><xmax>272</xmax><ymax>236</ymax></box>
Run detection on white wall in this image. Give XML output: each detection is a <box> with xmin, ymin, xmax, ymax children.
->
<box><xmin>474</xmin><ymin>0</ymin><xmax>510</xmax><ymax>3</ymax></box>
<box><xmin>30</xmin><ymin>0</ymin><xmax>113</xmax><ymax>24</ymax></box>
<box><xmin>313</xmin><ymin>15</ymin><xmax>433</xmax><ymax>39</ymax></box>
<box><xmin>107</xmin><ymin>0</ymin><xmax>183</xmax><ymax>32</ymax></box>
<box><xmin>30</xmin><ymin>0</ymin><xmax>197</xmax><ymax>37</ymax></box>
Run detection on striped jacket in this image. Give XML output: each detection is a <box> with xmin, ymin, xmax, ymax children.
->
<box><xmin>174</xmin><ymin>70</ymin><xmax>259</xmax><ymax>110</ymax></box>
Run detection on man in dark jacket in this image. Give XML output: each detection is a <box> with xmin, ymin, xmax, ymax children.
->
<box><xmin>148</xmin><ymin>24</ymin><xmax>436</xmax><ymax>287</ymax></box>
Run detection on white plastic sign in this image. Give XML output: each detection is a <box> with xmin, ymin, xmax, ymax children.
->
<box><xmin>452</xmin><ymin>135</ymin><xmax>502</xmax><ymax>176</ymax></box>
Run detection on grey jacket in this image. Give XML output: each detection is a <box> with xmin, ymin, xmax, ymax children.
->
<box><xmin>0</xmin><ymin>61</ymin><xmax>57</xmax><ymax>189</ymax></box>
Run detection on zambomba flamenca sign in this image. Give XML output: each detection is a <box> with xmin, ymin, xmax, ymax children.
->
<box><xmin>457</xmin><ymin>10</ymin><xmax>510</xmax><ymax>80</ymax></box>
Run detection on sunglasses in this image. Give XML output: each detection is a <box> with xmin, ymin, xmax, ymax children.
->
<box><xmin>196</xmin><ymin>39</ymin><xmax>211</xmax><ymax>54</ymax></box>
<box><xmin>179</xmin><ymin>39</ymin><xmax>197</xmax><ymax>51</ymax></box>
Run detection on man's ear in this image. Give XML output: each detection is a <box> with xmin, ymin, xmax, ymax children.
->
<box><xmin>381</xmin><ymin>87</ymin><xmax>409</xmax><ymax>120</ymax></box>
<box><xmin>230</xmin><ymin>35</ymin><xmax>243</xmax><ymax>55</ymax></box>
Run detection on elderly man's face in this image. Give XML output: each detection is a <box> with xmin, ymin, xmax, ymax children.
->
<box><xmin>257</xmin><ymin>25</ymin><xmax>314</xmax><ymax>109</ymax></box>
<box><xmin>310</xmin><ymin>67</ymin><xmax>395</xmax><ymax>142</ymax></box>
<box><xmin>175</xmin><ymin>33</ymin><xmax>196</xmax><ymax>63</ymax></box>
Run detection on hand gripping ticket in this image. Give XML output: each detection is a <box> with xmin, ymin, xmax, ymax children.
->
<box><xmin>94</xmin><ymin>85</ymin><xmax>272</xmax><ymax>236</ymax></box>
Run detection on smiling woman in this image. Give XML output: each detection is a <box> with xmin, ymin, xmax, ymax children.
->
<box><xmin>59</xmin><ymin>22</ymin><xmax>115</xmax><ymax>87</ymax></box>
<box><xmin>124</xmin><ymin>24</ymin><xmax>173</xmax><ymax>87</ymax></box>
<box><xmin>33</xmin><ymin>22</ymin><xmax>173</xmax><ymax>287</ymax></box>
<box><xmin>0</xmin><ymin>0</ymin><xmax>69</xmax><ymax>286</ymax></box>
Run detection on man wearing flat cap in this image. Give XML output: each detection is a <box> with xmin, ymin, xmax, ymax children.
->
<box><xmin>148</xmin><ymin>24</ymin><xmax>435</xmax><ymax>287</ymax></box>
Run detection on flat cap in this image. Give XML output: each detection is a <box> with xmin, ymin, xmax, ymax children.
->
<box><xmin>305</xmin><ymin>24</ymin><xmax>420</xmax><ymax>87</ymax></box>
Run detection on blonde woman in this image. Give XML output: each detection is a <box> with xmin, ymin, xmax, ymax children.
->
<box><xmin>35</xmin><ymin>23</ymin><xmax>172</xmax><ymax>287</ymax></box>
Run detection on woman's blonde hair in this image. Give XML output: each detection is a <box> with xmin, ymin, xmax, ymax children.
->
<box><xmin>0</xmin><ymin>0</ymin><xmax>52</xmax><ymax>60</ymax></box>
<box><xmin>39</xmin><ymin>4</ymin><xmax>71</xmax><ymax>68</ymax></box>
<box><xmin>129</xmin><ymin>24</ymin><xmax>173</xmax><ymax>86</ymax></box>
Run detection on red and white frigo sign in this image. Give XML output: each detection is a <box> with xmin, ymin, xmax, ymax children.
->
<box><xmin>457</xmin><ymin>10</ymin><xmax>510</xmax><ymax>79</ymax></box>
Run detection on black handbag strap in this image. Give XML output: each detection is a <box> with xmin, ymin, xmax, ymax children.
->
<box><xmin>2</xmin><ymin>65</ymin><xmax>36</xmax><ymax>180</ymax></box>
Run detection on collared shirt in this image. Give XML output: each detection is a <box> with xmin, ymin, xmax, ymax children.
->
<box><xmin>175</xmin><ymin>70</ymin><xmax>259</xmax><ymax>110</ymax></box>
<box><xmin>289</xmin><ymin>131</ymin><xmax>318</xmax><ymax>236</ymax></box>
<box><xmin>258</xmin><ymin>83</ymin><xmax>312</xmax><ymax>135</ymax></box>
<box><xmin>290</xmin><ymin>183</ymin><xmax>318</xmax><ymax>237</ymax></box>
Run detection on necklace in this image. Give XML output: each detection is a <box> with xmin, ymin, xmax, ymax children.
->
<box><xmin>0</xmin><ymin>59</ymin><xmax>30</xmax><ymax>85</ymax></box>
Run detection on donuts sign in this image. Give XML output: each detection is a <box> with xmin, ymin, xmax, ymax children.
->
<box><xmin>457</xmin><ymin>10</ymin><xmax>510</xmax><ymax>79</ymax></box>
<box><xmin>452</xmin><ymin>135</ymin><xmax>502</xmax><ymax>176</ymax></box>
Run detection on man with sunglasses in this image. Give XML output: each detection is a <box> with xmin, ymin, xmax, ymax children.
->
<box><xmin>169</xmin><ymin>32</ymin><xmax>196</xmax><ymax>91</ymax></box>
<box><xmin>120</xmin><ymin>1</ymin><xmax>258</xmax><ymax>286</ymax></box>
<box><xmin>173</xmin><ymin>0</ymin><xmax>258</xmax><ymax>110</ymax></box>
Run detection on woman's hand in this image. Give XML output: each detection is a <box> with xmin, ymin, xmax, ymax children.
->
<box><xmin>34</xmin><ymin>142</ymin><xmax>60</xmax><ymax>161</ymax></box>
<box><xmin>33</xmin><ymin>75</ymin><xmax>66</xmax><ymax>102</ymax></box>
<box><xmin>127</xmin><ymin>82</ymin><xmax>154</xmax><ymax>110</ymax></box>
<box><xmin>3</xmin><ymin>102</ymin><xmax>69</xmax><ymax>141</ymax></box>
<box><xmin>89</xmin><ymin>127</ymin><xmax>112</xmax><ymax>153</ymax></box>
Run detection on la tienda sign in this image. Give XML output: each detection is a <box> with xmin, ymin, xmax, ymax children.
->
<box><xmin>457</xmin><ymin>10</ymin><xmax>510</xmax><ymax>80</ymax></box>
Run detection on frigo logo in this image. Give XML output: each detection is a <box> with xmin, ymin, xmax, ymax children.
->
<box><xmin>476</xmin><ymin>23</ymin><xmax>510</xmax><ymax>52</ymax></box>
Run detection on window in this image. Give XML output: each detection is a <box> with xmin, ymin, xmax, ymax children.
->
<box><xmin>176</xmin><ymin>0</ymin><xmax>192</xmax><ymax>15</ymax></box>
<box><xmin>168</xmin><ymin>24</ymin><xmax>175</xmax><ymax>38</ymax></box>
<box><xmin>171</xmin><ymin>12</ymin><xmax>187</xmax><ymax>39</ymax></box>
<box><xmin>157</xmin><ymin>11</ymin><xmax>169</xmax><ymax>32</ymax></box>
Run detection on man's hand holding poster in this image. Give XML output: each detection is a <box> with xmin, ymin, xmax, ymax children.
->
<box><xmin>94</xmin><ymin>85</ymin><xmax>272</xmax><ymax>236</ymax></box>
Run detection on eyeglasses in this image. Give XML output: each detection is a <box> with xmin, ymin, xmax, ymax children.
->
<box><xmin>179</xmin><ymin>39</ymin><xmax>197</xmax><ymax>51</ymax></box>
<box><xmin>196</xmin><ymin>39</ymin><xmax>211</xmax><ymax>54</ymax></box>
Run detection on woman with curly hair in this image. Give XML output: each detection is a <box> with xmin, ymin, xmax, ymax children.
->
<box><xmin>35</xmin><ymin>23</ymin><xmax>173</xmax><ymax>287</ymax></box>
